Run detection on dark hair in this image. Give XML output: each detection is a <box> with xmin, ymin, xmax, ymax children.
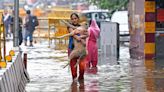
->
<box><xmin>26</xmin><ymin>10</ymin><xmax>31</xmax><ymax>14</ymax></box>
<box><xmin>89</xmin><ymin>19</ymin><xmax>92</xmax><ymax>26</ymax></box>
<box><xmin>70</xmin><ymin>13</ymin><xmax>79</xmax><ymax>19</ymax></box>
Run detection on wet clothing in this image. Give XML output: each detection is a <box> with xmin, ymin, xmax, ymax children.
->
<box><xmin>68</xmin><ymin>36</ymin><xmax>74</xmax><ymax>50</ymax></box>
<box><xmin>68</xmin><ymin>24</ymin><xmax>80</xmax><ymax>50</ymax></box>
<box><xmin>68</xmin><ymin>49</ymin><xmax>86</xmax><ymax>80</ymax></box>
<box><xmin>68</xmin><ymin>23</ymin><xmax>86</xmax><ymax>80</ymax></box>
<box><xmin>87</xmin><ymin>20</ymin><xmax>100</xmax><ymax>67</ymax></box>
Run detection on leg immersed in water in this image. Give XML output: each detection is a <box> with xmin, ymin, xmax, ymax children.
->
<box><xmin>30</xmin><ymin>41</ymin><xmax>33</xmax><ymax>47</ymax></box>
<box><xmin>91</xmin><ymin>60</ymin><xmax>98</xmax><ymax>68</ymax></box>
<box><xmin>70</xmin><ymin>58</ymin><xmax>78</xmax><ymax>80</ymax></box>
<box><xmin>24</xmin><ymin>41</ymin><xmax>27</xmax><ymax>46</ymax></box>
<box><xmin>78</xmin><ymin>57</ymin><xmax>86</xmax><ymax>81</ymax></box>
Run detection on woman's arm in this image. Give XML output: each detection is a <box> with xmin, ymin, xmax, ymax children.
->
<box><xmin>80</xmin><ymin>30</ymin><xmax>88</xmax><ymax>39</ymax></box>
<box><xmin>68</xmin><ymin>27</ymin><xmax>81</xmax><ymax>41</ymax></box>
<box><xmin>61</xmin><ymin>20</ymin><xmax>78</xmax><ymax>29</ymax></box>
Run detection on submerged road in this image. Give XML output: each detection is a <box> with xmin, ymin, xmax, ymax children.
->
<box><xmin>24</xmin><ymin>39</ymin><xmax>164</xmax><ymax>92</ymax></box>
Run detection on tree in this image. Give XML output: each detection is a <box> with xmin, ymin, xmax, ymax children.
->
<box><xmin>88</xmin><ymin>0</ymin><xmax>129</xmax><ymax>13</ymax></box>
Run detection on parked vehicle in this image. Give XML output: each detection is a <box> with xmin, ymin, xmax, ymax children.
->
<box><xmin>81</xmin><ymin>10</ymin><xmax>110</xmax><ymax>22</ymax></box>
<box><xmin>111</xmin><ymin>11</ymin><xmax>130</xmax><ymax>42</ymax></box>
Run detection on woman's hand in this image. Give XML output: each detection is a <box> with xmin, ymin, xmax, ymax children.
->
<box><xmin>74</xmin><ymin>35</ymin><xmax>81</xmax><ymax>41</ymax></box>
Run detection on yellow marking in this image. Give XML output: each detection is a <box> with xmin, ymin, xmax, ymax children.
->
<box><xmin>145</xmin><ymin>1</ymin><xmax>155</xmax><ymax>12</ymax></box>
<box><xmin>144</xmin><ymin>43</ymin><xmax>155</xmax><ymax>54</ymax></box>
<box><xmin>145</xmin><ymin>22</ymin><xmax>155</xmax><ymax>33</ymax></box>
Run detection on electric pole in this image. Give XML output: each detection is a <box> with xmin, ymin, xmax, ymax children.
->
<box><xmin>14</xmin><ymin>0</ymin><xmax>19</xmax><ymax>47</ymax></box>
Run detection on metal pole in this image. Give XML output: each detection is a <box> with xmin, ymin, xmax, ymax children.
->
<box><xmin>48</xmin><ymin>22</ymin><xmax>50</xmax><ymax>48</ymax></box>
<box><xmin>0</xmin><ymin>24</ymin><xmax>2</xmax><ymax>61</ymax></box>
<box><xmin>3</xmin><ymin>24</ymin><xmax>6</xmax><ymax>62</ymax></box>
<box><xmin>23</xmin><ymin>53</ymin><xmax>27</xmax><ymax>69</ymax></box>
<box><xmin>14</xmin><ymin>0</ymin><xmax>19</xmax><ymax>47</ymax></box>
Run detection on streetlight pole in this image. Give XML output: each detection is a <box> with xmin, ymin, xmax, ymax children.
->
<box><xmin>14</xmin><ymin>0</ymin><xmax>19</xmax><ymax>47</ymax></box>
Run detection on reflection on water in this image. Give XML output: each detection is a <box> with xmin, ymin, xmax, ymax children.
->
<box><xmin>54</xmin><ymin>42</ymin><xmax>68</xmax><ymax>50</ymax></box>
<box><xmin>85</xmin><ymin>68</ymin><xmax>99</xmax><ymax>92</ymax></box>
<box><xmin>152</xmin><ymin>60</ymin><xmax>164</xmax><ymax>92</ymax></box>
<box><xmin>70</xmin><ymin>80</ymin><xmax>85</xmax><ymax>92</ymax></box>
<box><xmin>25</xmin><ymin>41</ymin><xmax>164</xmax><ymax>92</ymax></box>
<box><xmin>144</xmin><ymin>60</ymin><xmax>155</xmax><ymax>92</ymax></box>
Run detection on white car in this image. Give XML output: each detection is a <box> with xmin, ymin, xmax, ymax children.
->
<box><xmin>81</xmin><ymin>10</ymin><xmax>110</xmax><ymax>22</ymax></box>
<box><xmin>111</xmin><ymin>11</ymin><xmax>130</xmax><ymax>42</ymax></box>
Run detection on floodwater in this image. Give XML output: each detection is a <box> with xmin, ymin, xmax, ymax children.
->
<box><xmin>24</xmin><ymin>39</ymin><xmax>164</xmax><ymax>92</ymax></box>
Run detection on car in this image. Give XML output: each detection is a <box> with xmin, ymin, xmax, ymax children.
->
<box><xmin>111</xmin><ymin>11</ymin><xmax>130</xmax><ymax>42</ymax></box>
<box><xmin>81</xmin><ymin>10</ymin><xmax>110</xmax><ymax>22</ymax></box>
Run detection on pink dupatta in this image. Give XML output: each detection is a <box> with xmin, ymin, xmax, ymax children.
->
<box><xmin>86</xmin><ymin>20</ymin><xmax>100</xmax><ymax>54</ymax></box>
<box><xmin>88</xmin><ymin>20</ymin><xmax>100</xmax><ymax>39</ymax></box>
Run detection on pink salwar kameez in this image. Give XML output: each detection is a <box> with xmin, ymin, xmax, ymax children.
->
<box><xmin>87</xmin><ymin>20</ymin><xmax>100</xmax><ymax>68</ymax></box>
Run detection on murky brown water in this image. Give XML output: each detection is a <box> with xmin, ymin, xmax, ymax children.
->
<box><xmin>24</xmin><ymin>40</ymin><xmax>164</xmax><ymax>92</ymax></box>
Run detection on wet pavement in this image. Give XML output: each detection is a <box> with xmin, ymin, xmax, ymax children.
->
<box><xmin>24</xmin><ymin>39</ymin><xmax>164</xmax><ymax>92</ymax></box>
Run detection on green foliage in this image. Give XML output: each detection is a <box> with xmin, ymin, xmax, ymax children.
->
<box><xmin>88</xmin><ymin>0</ymin><xmax>129</xmax><ymax>13</ymax></box>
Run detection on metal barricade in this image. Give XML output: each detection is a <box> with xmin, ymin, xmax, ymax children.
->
<box><xmin>0</xmin><ymin>11</ymin><xmax>7</xmax><ymax>68</ymax></box>
<box><xmin>47</xmin><ymin>9</ymin><xmax>77</xmax><ymax>46</ymax></box>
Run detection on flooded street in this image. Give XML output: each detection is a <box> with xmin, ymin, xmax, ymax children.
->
<box><xmin>24</xmin><ymin>39</ymin><xmax>164</xmax><ymax>92</ymax></box>
<box><xmin>0</xmin><ymin>0</ymin><xmax>164</xmax><ymax>91</ymax></box>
